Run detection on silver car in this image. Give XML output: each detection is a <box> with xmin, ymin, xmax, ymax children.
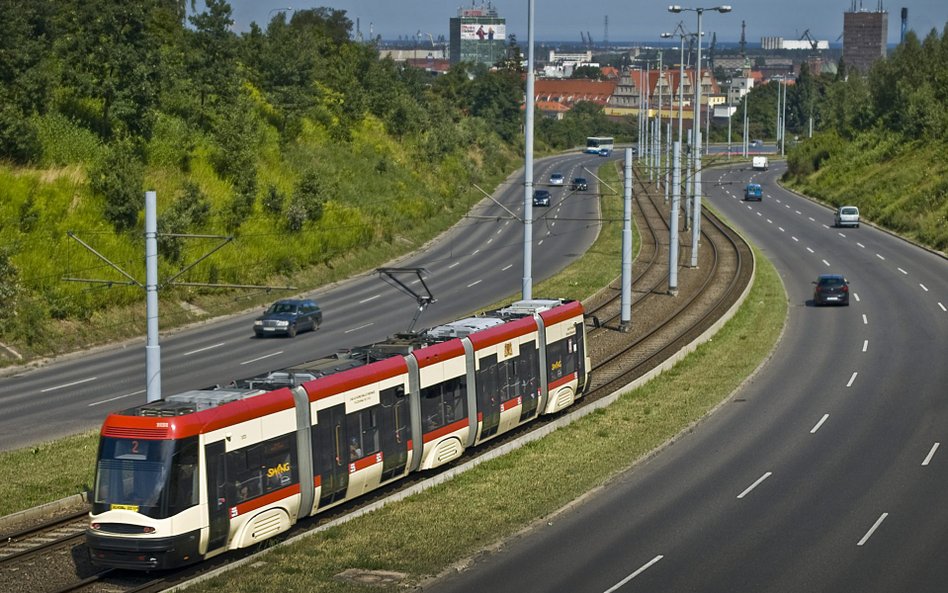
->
<box><xmin>835</xmin><ymin>206</ymin><xmax>860</xmax><ymax>228</ymax></box>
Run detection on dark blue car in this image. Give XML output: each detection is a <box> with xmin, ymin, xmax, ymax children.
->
<box><xmin>254</xmin><ymin>299</ymin><xmax>323</xmax><ymax>337</ymax></box>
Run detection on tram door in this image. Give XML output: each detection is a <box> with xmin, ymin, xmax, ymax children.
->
<box><xmin>204</xmin><ymin>440</ymin><xmax>229</xmax><ymax>552</ymax></box>
<box><xmin>314</xmin><ymin>404</ymin><xmax>349</xmax><ymax>508</ymax></box>
<box><xmin>476</xmin><ymin>355</ymin><xmax>501</xmax><ymax>439</ymax></box>
<box><xmin>379</xmin><ymin>385</ymin><xmax>409</xmax><ymax>481</ymax></box>
<box><xmin>573</xmin><ymin>321</ymin><xmax>587</xmax><ymax>391</ymax></box>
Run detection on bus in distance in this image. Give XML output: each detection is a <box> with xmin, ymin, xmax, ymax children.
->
<box><xmin>585</xmin><ymin>136</ymin><xmax>614</xmax><ymax>154</ymax></box>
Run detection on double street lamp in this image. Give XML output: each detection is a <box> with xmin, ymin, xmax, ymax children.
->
<box><xmin>667</xmin><ymin>5</ymin><xmax>731</xmax><ymax>268</ymax></box>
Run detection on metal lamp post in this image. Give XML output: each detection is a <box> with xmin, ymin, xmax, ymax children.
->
<box><xmin>668</xmin><ymin>5</ymin><xmax>731</xmax><ymax>268</ymax></box>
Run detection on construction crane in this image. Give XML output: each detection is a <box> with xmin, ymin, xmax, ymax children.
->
<box><xmin>799</xmin><ymin>28</ymin><xmax>819</xmax><ymax>51</ymax></box>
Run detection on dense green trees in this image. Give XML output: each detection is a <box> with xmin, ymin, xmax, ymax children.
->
<box><xmin>0</xmin><ymin>0</ymin><xmax>526</xmax><ymax>357</ymax></box>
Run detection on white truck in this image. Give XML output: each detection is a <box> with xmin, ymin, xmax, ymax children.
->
<box><xmin>752</xmin><ymin>156</ymin><xmax>769</xmax><ymax>171</ymax></box>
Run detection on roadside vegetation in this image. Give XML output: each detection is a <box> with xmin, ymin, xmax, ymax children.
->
<box><xmin>780</xmin><ymin>26</ymin><xmax>948</xmax><ymax>252</ymax></box>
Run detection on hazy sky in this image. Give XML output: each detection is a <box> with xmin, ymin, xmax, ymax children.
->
<box><xmin>222</xmin><ymin>0</ymin><xmax>946</xmax><ymax>45</ymax></box>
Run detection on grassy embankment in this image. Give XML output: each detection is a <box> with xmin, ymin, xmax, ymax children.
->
<box><xmin>783</xmin><ymin>131</ymin><xmax>948</xmax><ymax>253</ymax></box>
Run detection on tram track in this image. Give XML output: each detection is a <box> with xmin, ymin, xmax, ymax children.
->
<box><xmin>3</xmin><ymin>163</ymin><xmax>753</xmax><ymax>593</ymax></box>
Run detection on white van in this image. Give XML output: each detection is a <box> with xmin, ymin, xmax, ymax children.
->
<box><xmin>834</xmin><ymin>206</ymin><xmax>860</xmax><ymax>228</ymax></box>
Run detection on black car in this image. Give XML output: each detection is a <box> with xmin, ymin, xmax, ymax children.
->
<box><xmin>254</xmin><ymin>298</ymin><xmax>323</xmax><ymax>337</ymax></box>
<box><xmin>813</xmin><ymin>274</ymin><xmax>850</xmax><ymax>306</ymax></box>
<box><xmin>570</xmin><ymin>177</ymin><xmax>588</xmax><ymax>191</ymax></box>
<box><xmin>533</xmin><ymin>189</ymin><xmax>551</xmax><ymax>207</ymax></box>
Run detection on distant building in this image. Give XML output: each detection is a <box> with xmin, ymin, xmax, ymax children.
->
<box><xmin>761</xmin><ymin>36</ymin><xmax>830</xmax><ymax>50</ymax></box>
<box><xmin>843</xmin><ymin>4</ymin><xmax>888</xmax><ymax>73</ymax></box>
<box><xmin>449</xmin><ymin>3</ymin><xmax>507</xmax><ymax>67</ymax></box>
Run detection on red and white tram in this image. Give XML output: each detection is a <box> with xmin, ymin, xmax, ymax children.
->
<box><xmin>86</xmin><ymin>299</ymin><xmax>589</xmax><ymax>569</ymax></box>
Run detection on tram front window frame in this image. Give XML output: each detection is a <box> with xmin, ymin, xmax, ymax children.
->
<box><xmin>92</xmin><ymin>436</ymin><xmax>199</xmax><ymax>519</ymax></box>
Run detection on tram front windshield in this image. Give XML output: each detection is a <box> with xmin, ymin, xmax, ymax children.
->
<box><xmin>92</xmin><ymin>436</ymin><xmax>198</xmax><ymax>519</ymax></box>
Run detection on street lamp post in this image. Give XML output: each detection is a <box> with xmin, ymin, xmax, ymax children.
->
<box><xmin>668</xmin><ymin>5</ymin><xmax>731</xmax><ymax>268</ymax></box>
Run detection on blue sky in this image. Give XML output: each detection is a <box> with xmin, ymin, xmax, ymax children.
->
<box><xmin>222</xmin><ymin>1</ymin><xmax>946</xmax><ymax>44</ymax></box>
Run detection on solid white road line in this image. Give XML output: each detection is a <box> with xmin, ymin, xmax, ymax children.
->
<box><xmin>857</xmin><ymin>513</ymin><xmax>888</xmax><ymax>546</ymax></box>
<box><xmin>602</xmin><ymin>555</ymin><xmax>664</xmax><ymax>593</ymax></box>
<box><xmin>41</xmin><ymin>376</ymin><xmax>98</xmax><ymax>393</ymax></box>
<box><xmin>847</xmin><ymin>372</ymin><xmax>858</xmax><ymax>387</ymax></box>
<box><xmin>922</xmin><ymin>442</ymin><xmax>940</xmax><ymax>466</ymax></box>
<box><xmin>184</xmin><ymin>343</ymin><xmax>225</xmax><ymax>356</ymax></box>
<box><xmin>811</xmin><ymin>414</ymin><xmax>830</xmax><ymax>434</ymax></box>
<box><xmin>89</xmin><ymin>389</ymin><xmax>145</xmax><ymax>407</ymax></box>
<box><xmin>241</xmin><ymin>351</ymin><xmax>284</xmax><ymax>365</ymax></box>
<box><xmin>737</xmin><ymin>472</ymin><xmax>773</xmax><ymax>499</ymax></box>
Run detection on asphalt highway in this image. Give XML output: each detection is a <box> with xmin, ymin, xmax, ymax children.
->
<box><xmin>0</xmin><ymin>152</ymin><xmax>607</xmax><ymax>452</ymax></box>
<box><xmin>427</xmin><ymin>161</ymin><xmax>948</xmax><ymax>593</ymax></box>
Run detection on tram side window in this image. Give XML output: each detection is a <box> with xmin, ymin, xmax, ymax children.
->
<box><xmin>477</xmin><ymin>342</ymin><xmax>538</xmax><ymax>405</ymax></box>
<box><xmin>421</xmin><ymin>376</ymin><xmax>467</xmax><ymax>433</ymax></box>
<box><xmin>168</xmin><ymin>437</ymin><xmax>199</xmax><ymax>515</ymax></box>
<box><xmin>227</xmin><ymin>434</ymin><xmax>298</xmax><ymax>504</ymax></box>
<box><xmin>547</xmin><ymin>335</ymin><xmax>577</xmax><ymax>383</ymax></box>
<box><xmin>346</xmin><ymin>407</ymin><xmax>380</xmax><ymax>460</ymax></box>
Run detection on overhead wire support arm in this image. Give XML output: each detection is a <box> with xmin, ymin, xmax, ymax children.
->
<box><xmin>64</xmin><ymin>231</ymin><xmax>143</xmax><ymax>287</ymax></box>
<box><xmin>161</xmin><ymin>234</ymin><xmax>234</xmax><ymax>287</ymax></box>
<box><xmin>472</xmin><ymin>184</ymin><xmax>523</xmax><ymax>222</ymax></box>
<box><xmin>377</xmin><ymin>267</ymin><xmax>436</xmax><ymax>334</ymax></box>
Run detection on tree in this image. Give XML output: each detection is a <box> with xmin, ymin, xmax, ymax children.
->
<box><xmin>89</xmin><ymin>139</ymin><xmax>145</xmax><ymax>232</ymax></box>
<box><xmin>187</xmin><ymin>0</ymin><xmax>240</xmax><ymax>127</ymax></box>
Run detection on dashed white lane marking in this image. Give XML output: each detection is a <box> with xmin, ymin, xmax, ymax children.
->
<box><xmin>792</xmin><ymin>236</ymin><xmax>799</xmax><ymax>242</ymax></box>
<box><xmin>602</xmin><ymin>556</ymin><xmax>664</xmax><ymax>593</ymax></box>
<box><xmin>184</xmin><ymin>343</ymin><xmax>224</xmax><ymax>356</ymax></box>
<box><xmin>41</xmin><ymin>376</ymin><xmax>98</xmax><ymax>393</ymax></box>
<box><xmin>241</xmin><ymin>351</ymin><xmax>284</xmax><ymax>365</ymax></box>
<box><xmin>359</xmin><ymin>294</ymin><xmax>380</xmax><ymax>304</ymax></box>
<box><xmin>862</xmin><ymin>340</ymin><xmax>869</xmax><ymax>352</ymax></box>
<box><xmin>467</xmin><ymin>280</ymin><xmax>482</xmax><ymax>288</ymax></box>
<box><xmin>919</xmin><ymin>283</ymin><xmax>928</xmax><ymax>292</ymax></box>
<box><xmin>472</xmin><ymin>249</ymin><xmax>480</xmax><ymax>256</ymax></box>
<box><xmin>939</xmin><ymin>302</ymin><xmax>947</xmax><ymax>312</ymax></box>
<box><xmin>838</xmin><ymin>232</ymin><xmax>847</xmax><ymax>237</ymax></box>
<box><xmin>811</xmin><ymin>414</ymin><xmax>830</xmax><ymax>434</ymax></box>
<box><xmin>806</xmin><ymin>247</ymin><xmax>814</xmax><ymax>253</ymax></box>
<box><xmin>345</xmin><ymin>323</ymin><xmax>374</xmax><ymax>334</ymax></box>
<box><xmin>737</xmin><ymin>472</ymin><xmax>773</xmax><ymax>499</ymax></box>
<box><xmin>449</xmin><ymin>262</ymin><xmax>460</xmax><ymax>269</ymax></box>
<box><xmin>822</xmin><ymin>259</ymin><xmax>831</xmax><ymax>267</ymax></box>
<box><xmin>897</xmin><ymin>267</ymin><xmax>907</xmax><ymax>275</ymax></box>
<box><xmin>778</xmin><ymin>227</ymin><xmax>785</xmax><ymax>232</ymax></box>
<box><xmin>857</xmin><ymin>513</ymin><xmax>888</xmax><ymax>546</ymax></box>
<box><xmin>857</xmin><ymin>242</ymin><xmax>866</xmax><ymax>248</ymax></box>
<box><xmin>922</xmin><ymin>442</ymin><xmax>940</xmax><ymax>466</ymax></box>
<box><xmin>876</xmin><ymin>253</ymin><xmax>886</xmax><ymax>260</ymax></box>
<box><xmin>847</xmin><ymin>372</ymin><xmax>858</xmax><ymax>387</ymax></box>
<box><xmin>89</xmin><ymin>389</ymin><xmax>145</xmax><ymax>407</ymax></box>
<box><xmin>854</xmin><ymin>293</ymin><xmax>861</xmax><ymax>302</ymax></box>
<box><xmin>862</xmin><ymin>314</ymin><xmax>868</xmax><ymax>325</ymax></box>
<box><xmin>502</xmin><ymin>264</ymin><xmax>513</xmax><ymax>271</ymax></box>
